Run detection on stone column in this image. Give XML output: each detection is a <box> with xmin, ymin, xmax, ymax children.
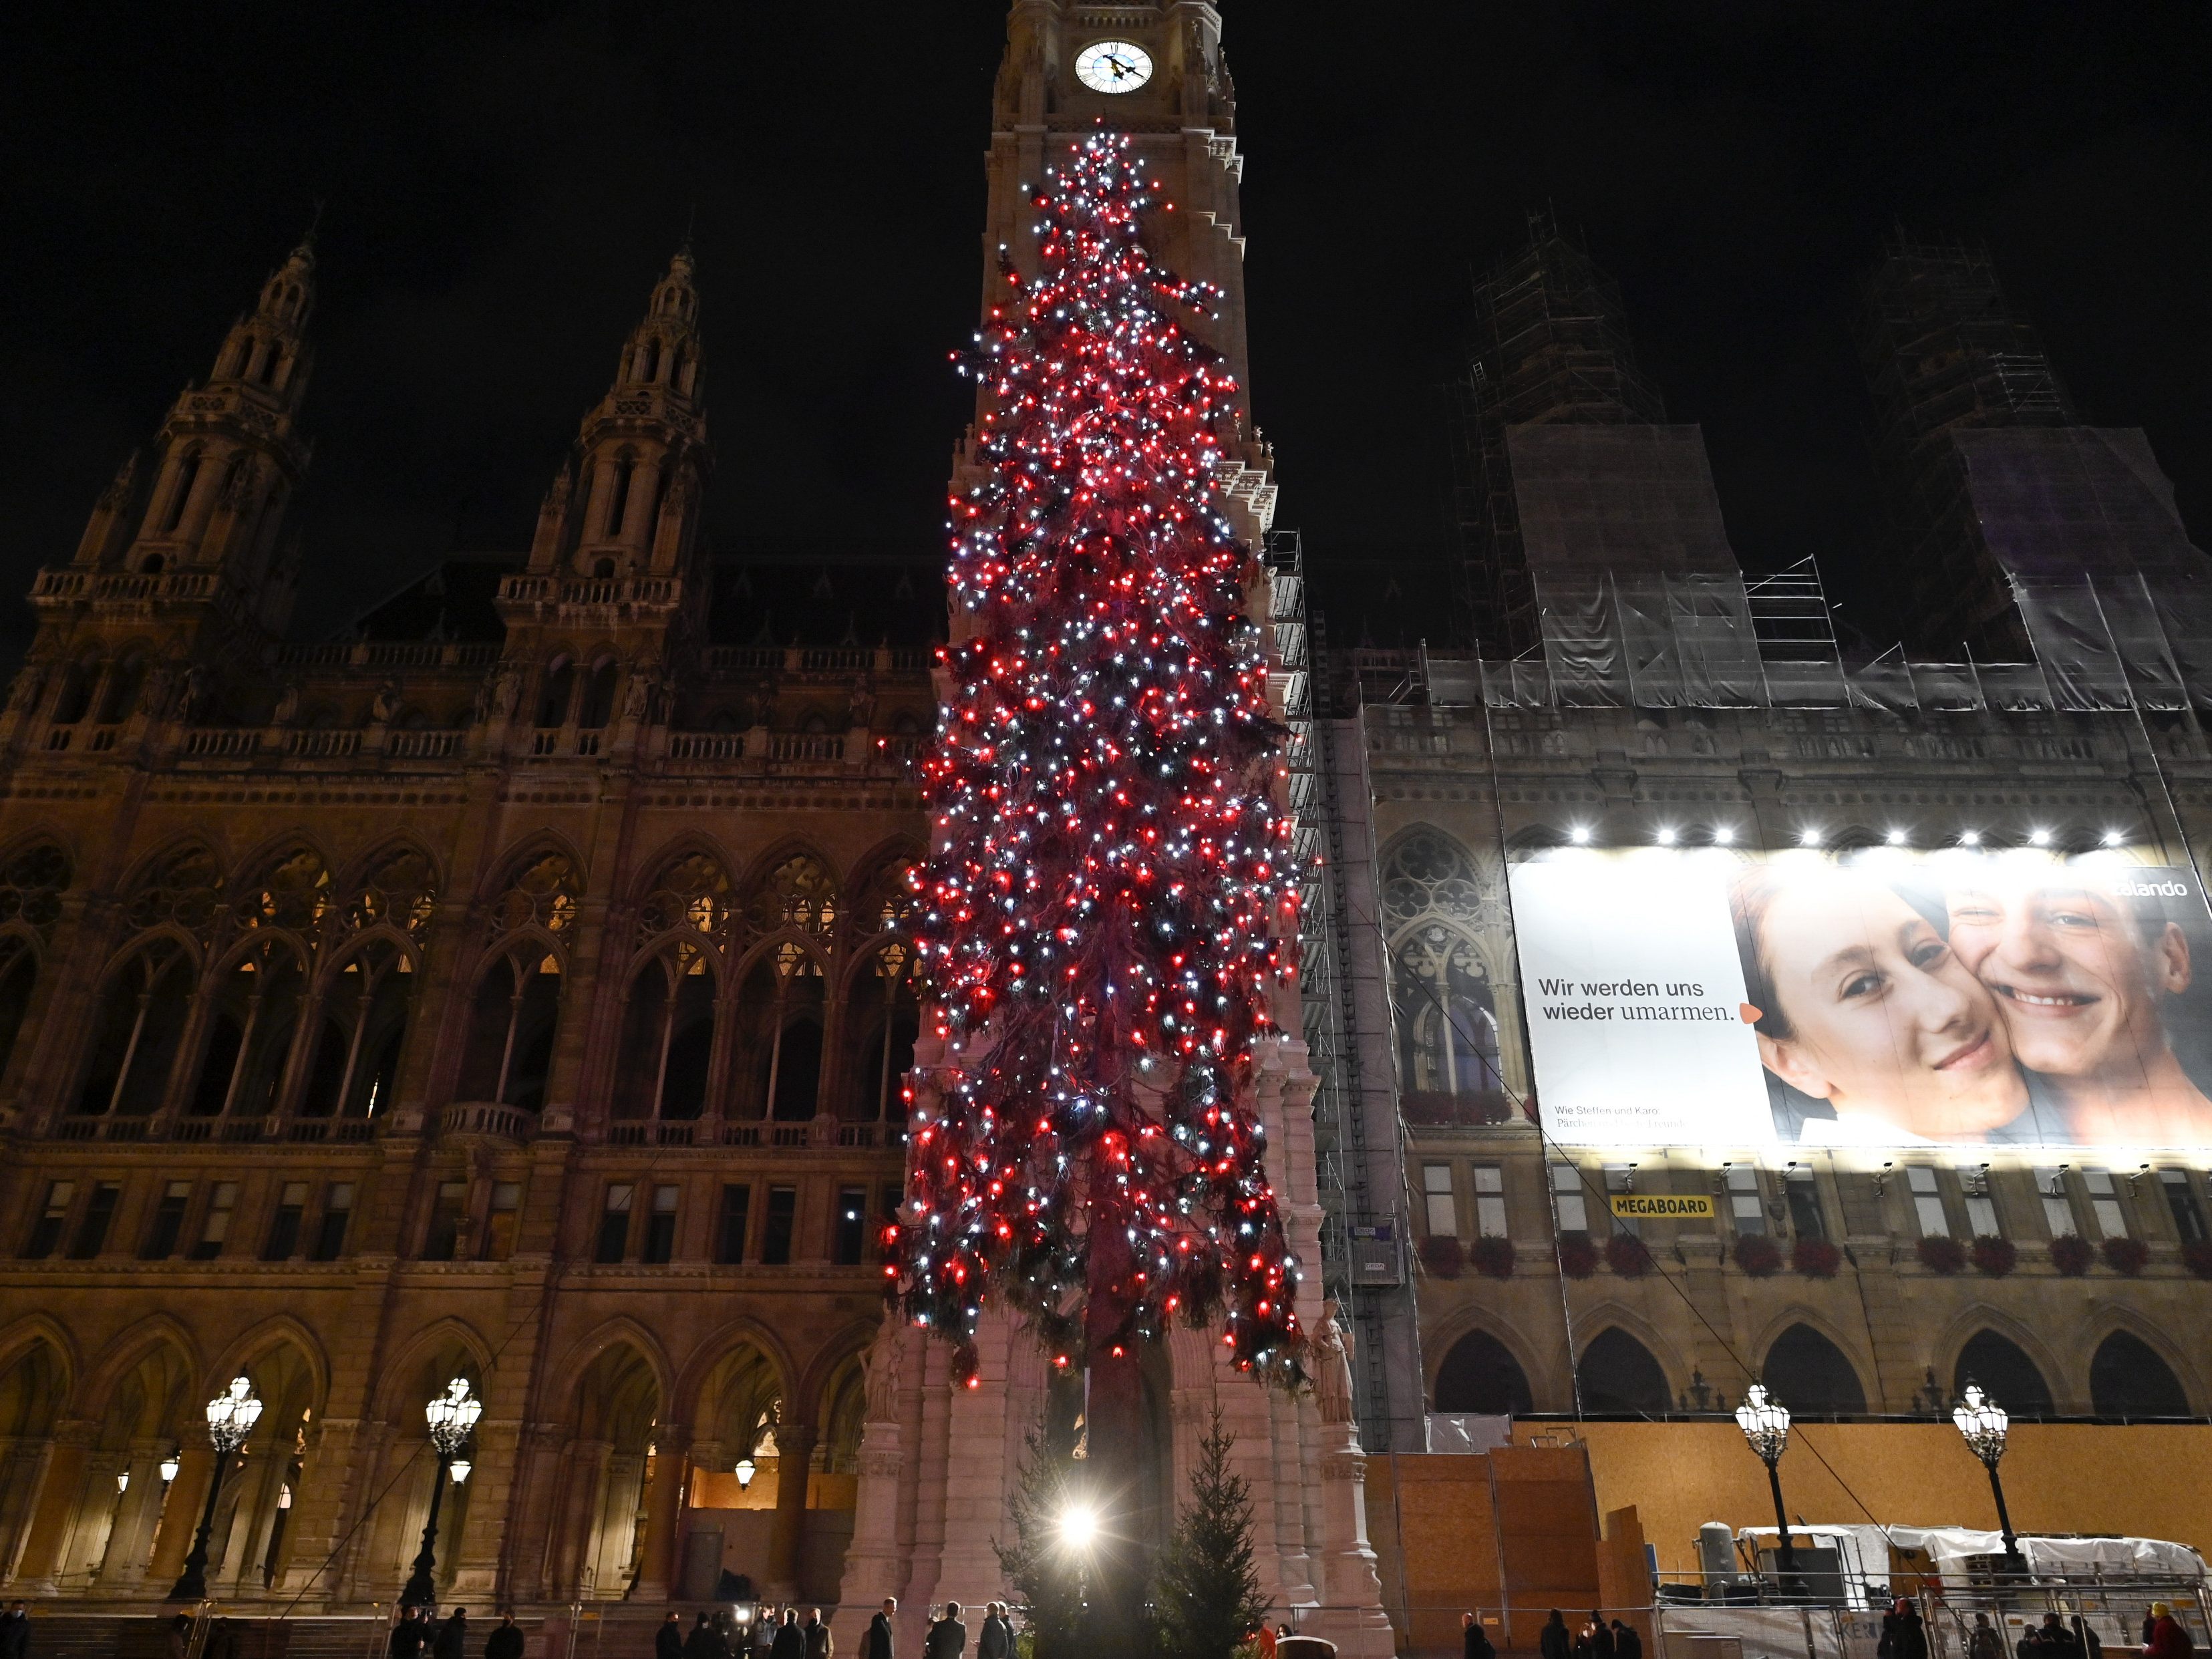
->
<box><xmin>11</xmin><ymin>1428</ymin><xmax>91</xmax><ymax>1592</ymax></box>
<box><xmin>1310</xmin><ymin>1422</ymin><xmax>1393</xmax><ymax>1658</ymax></box>
<box><xmin>97</xmin><ymin>1449</ymin><xmax>168</xmax><ymax>1588</ymax></box>
<box><xmin>629</xmin><ymin>1428</ymin><xmax>688</xmax><ymax>1603</ymax></box>
<box><xmin>145</xmin><ymin>1449</ymin><xmax>214</xmax><ymax>1587</ymax></box>
<box><xmin>764</xmin><ymin>1424</ymin><xmax>815</xmax><ymax>1600</ymax></box>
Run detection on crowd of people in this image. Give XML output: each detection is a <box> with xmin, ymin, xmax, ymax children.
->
<box><xmin>1530</xmin><ymin>1608</ymin><xmax>1644</xmax><ymax>1659</ymax></box>
<box><xmin>0</xmin><ymin>1591</ymin><xmax>2195</xmax><ymax>1657</ymax></box>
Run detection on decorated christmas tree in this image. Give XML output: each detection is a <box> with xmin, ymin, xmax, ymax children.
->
<box><xmin>889</xmin><ymin>130</ymin><xmax>1304</xmax><ymax>1392</ymax></box>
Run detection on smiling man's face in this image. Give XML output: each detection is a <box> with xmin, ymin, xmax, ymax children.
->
<box><xmin>1945</xmin><ymin>876</ymin><xmax>2188</xmax><ymax>1080</ymax></box>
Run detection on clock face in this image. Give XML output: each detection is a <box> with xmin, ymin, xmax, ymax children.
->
<box><xmin>1074</xmin><ymin>39</ymin><xmax>1153</xmax><ymax>94</ymax></box>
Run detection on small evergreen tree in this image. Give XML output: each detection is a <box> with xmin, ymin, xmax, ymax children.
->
<box><xmin>1150</xmin><ymin>1408</ymin><xmax>1269</xmax><ymax>1659</ymax></box>
<box><xmin>994</xmin><ymin>1412</ymin><xmax>1086</xmax><ymax>1659</ymax></box>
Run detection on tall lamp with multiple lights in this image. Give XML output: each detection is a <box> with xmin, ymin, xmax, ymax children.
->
<box><xmin>399</xmin><ymin>1378</ymin><xmax>482</xmax><ymax>1609</ymax></box>
<box><xmin>1734</xmin><ymin>1382</ymin><xmax>1799</xmax><ymax>1592</ymax></box>
<box><xmin>1951</xmin><ymin>1382</ymin><xmax>2025</xmax><ymax>1574</ymax></box>
<box><xmin>168</xmin><ymin>1376</ymin><xmax>263</xmax><ymax>1602</ymax></box>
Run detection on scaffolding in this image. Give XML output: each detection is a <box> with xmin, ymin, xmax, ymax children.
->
<box><xmin>1448</xmin><ymin>211</ymin><xmax>1666</xmax><ymax>656</ymax></box>
<box><xmin>1858</xmin><ymin>235</ymin><xmax>2078</xmax><ymax>657</ymax></box>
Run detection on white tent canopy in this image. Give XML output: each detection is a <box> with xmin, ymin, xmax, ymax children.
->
<box><xmin>1731</xmin><ymin>1525</ymin><xmax>2208</xmax><ymax>1587</ymax></box>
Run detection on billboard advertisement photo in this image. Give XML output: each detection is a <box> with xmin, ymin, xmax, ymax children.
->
<box><xmin>1508</xmin><ymin>847</ymin><xmax>2212</xmax><ymax>1150</ymax></box>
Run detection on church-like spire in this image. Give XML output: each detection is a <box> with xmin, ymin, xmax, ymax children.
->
<box><xmin>526</xmin><ymin>247</ymin><xmax>709</xmax><ymax>579</ymax></box>
<box><xmin>54</xmin><ymin>232</ymin><xmax>319</xmax><ymax>635</ymax></box>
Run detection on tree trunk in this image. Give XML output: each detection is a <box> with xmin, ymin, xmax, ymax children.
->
<box><xmin>1082</xmin><ymin>1219</ymin><xmax>1146</xmax><ymax>1659</ymax></box>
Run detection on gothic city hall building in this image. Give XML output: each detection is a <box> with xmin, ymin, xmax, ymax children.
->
<box><xmin>7</xmin><ymin>2</ymin><xmax>2212</xmax><ymax>1652</ymax></box>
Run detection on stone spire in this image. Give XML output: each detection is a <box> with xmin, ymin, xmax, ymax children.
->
<box><xmin>525</xmin><ymin>247</ymin><xmax>709</xmax><ymax>580</ymax></box>
<box><xmin>54</xmin><ymin>229</ymin><xmax>319</xmax><ymax>635</ymax></box>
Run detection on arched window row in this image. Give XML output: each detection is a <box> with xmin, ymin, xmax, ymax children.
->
<box><xmin>69</xmin><ymin>842</ymin><xmax>441</xmax><ymax>1128</ymax></box>
<box><xmin>603</xmin><ymin>936</ymin><xmax>917</xmax><ymax>1125</ymax></box>
<box><xmin>1431</xmin><ymin>1323</ymin><xmax>2199</xmax><ymax>1421</ymax></box>
<box><xmin>47</xmin><ymin>838</ymin><xmax>915</xmax><ymax>1133</ymax></box>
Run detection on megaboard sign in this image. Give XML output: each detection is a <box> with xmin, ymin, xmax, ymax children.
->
<box><xmin>1507</xmin><ymin>848</ymin><xmax>2212</xmax><ymax>1149</ymax></box>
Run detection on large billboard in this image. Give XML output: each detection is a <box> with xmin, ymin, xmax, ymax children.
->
<box><xmin>1508</xmin><ymin>847</ymin><xmax>2212</xmax><ymax>1149</ymax></box>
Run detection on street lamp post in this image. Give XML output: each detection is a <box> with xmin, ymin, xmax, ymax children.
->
<box><xmin>1735</xmin><ymin>1382</ymin><xmax>1799</xmax><ymax>1595</ymax></box>
<box><xmin>399</xmin><ymin>1378</ymin><xmax>482</xmax><ymax>1610</ymax></box>
<box><xmin>1951</xmin><ymin>1382</ymin><xmax>2025</xmax><ymax>1576</ymax></box>
<box><xmin>168</xmin><ymin>1376</ymin><xmax>263</xmax><ymax>1602</ymax></box>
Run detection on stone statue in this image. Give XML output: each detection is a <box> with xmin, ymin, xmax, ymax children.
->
<box><xmin>272</xmin><ymin>680</ymin><xmax>301</xmax><ymax>725</ymax></box>
<box><xmin>178</xmin><ymin>664</ymin><xmax>212</xmax><ymax>724</ymax></box>
<box><xmin>864</xmin><ymin>1317</ymin><xmax>905</xmax><ymax>1422</ymax></box>
<box><xmin>491</xmin><ymin>664</ymin><xmax>521</xmax><ymax>717</ymax></box>
<box><xmin>370</xmin><ymin>679</ymin><xmax>401</xmax><ymax>724</ymax></box>
<box><xmin>1313</xmin><ymin>1298</ymin><xmax>1356</xmax><ymax>1425</ymax></box>
<box><xmin>847</xmin><ymin>672</ymin><xmax>878</xmax><ymax>729</ymax></box>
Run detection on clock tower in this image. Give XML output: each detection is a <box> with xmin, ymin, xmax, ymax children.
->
<box><xmin>841</xmin><ymin>7</ymin><xmax>1389</xmax><ymax>1655</ymax></box>
<box><xmin>961</xmin><ymin>0</ymin><xmax>1277</xmax><ymax>543</ymax></box>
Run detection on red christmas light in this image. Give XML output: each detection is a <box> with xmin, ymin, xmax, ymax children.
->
<box><xmin>887</xmin><ymin>133</ymin><xmax>1303</xmax><ymax>1387</ymax></box>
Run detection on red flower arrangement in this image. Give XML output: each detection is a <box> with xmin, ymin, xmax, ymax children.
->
<box><xmin>1606</xmin><ymin>1233</ymin><xmax>1655</xmax><ymax>1277</ymax></box>
<box><xmin>2182</xmin><ymin>1239</ymin><xmax>2212</xmax><ymax>1280</ymax></box>
<box><xmin>1916</xmin><ymin>1235</ymin><xmax>1966</xmax><ymax>1275</ymax></box>
<box><xmin>2102</xmin><ymin>1236</ymin><xmax>2150</xmax><ymax>1277</ymax></box>
<box><xmin>1792</xmin><ymin>1237</ymin><xmax>1843</xmax><ymax>1279</ymax></box>
<box><xmin>1418</xmin><ymin>1235</ymin><xmax>1464</xmax><ymax>1280</ymax></box>
<box><xmin>1557</xmin><ymin>1236</ymin><xmax>1600</xmax><ymax>1279</ymax></box>
<box><xmin>1734</xmin><ymin>1234</ymin><xmax>1782</xmax><ymax>1277</ymax></box>
<box><xmin>1969</xmin><ymin>1235</ymin><xmax>2018</xmax><ymax>1277</ymax></box>
<box><xmin>1469</xmin><ymin>1236</ymin><xmax>1517</xmax><ymax>1279</ymax></box>
<box><xmin>2048</xmin><ymin>1234</ymin><xmax>2094</xmax><ymax>1277</ymax></box>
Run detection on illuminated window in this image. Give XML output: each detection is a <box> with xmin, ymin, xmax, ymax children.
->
<box><xmin>1549</xmin><ymin>1163</ymin><xmax>1589</xmax><ymax>1235</ymax></box>
<box><xmin>1726</xmin><ymin>1166</ymin><xmax>1764</xmax><ymax>1236</ymax></box>
<box><xmin>1906</xmin><ymin>1167</ymin><xmax>1946</xmax><ymax>1237</ymax></box>
<box><xmin>1472</xmin><ymin>1166</ymin><xmax>1507</xmax><ymax>1238</ymax></box>
<box><xmin>1422</xmin><ymin>1164</ymin><xmax>1456</xmax><ymax>1239</ymax></box>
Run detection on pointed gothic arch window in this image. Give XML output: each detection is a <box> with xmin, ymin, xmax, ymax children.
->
<box><xmin>641</xmin><ymin>339</ymin><xmax>662</xmax><ymax>383</ymax></box>
<box><xmin>0</xmin><ymin>940</ymin><xmax>39</xmax><ymax>1088</ymax></box>
<box><xmin>298</xmin><ymin>942</ymin><xmax>416</xmax><ymax>1119</ymax></box>
<box><xmin>96</xmin><ymin>652</ymin><xmax>147</xmax><ymax>725</ymax></box>
<box><xmin>486</xmin><ymin>851</ymin><xmax>581</xmax><ymax>940</ymax></box>
<box><xmin>536</xmin><ymin>658</ymin><xmax>577</xmax><ymax>729</ymax></box>
<box><xmin>0</xmin><ymin>843</ymin><xmax>70</xmax><ymax>937</ymax></box>
<box><xmin>458</xmin><ymin>949</ymin><xmax>561</xmax><ymax>1112</ymax></box>
<box><xmin>51</xmin><ymin>653</ymin><xmax>99</xmax><ymax>726</ymax></box>
<box><xmin>1434</xmin><ymin>1330</ymin><xmax>1535</xmax><ymax>1416</ymax></box>
<box><xmin>2089</xmin><ymin>1332</ymin><xmax>2191</xmax><ymax>1418</ymax></box>
<box><xmin>1953</xmin><ymin>1330</ymin><xmax>2053</xmax><ymax>1417</ymax></box>
<box><xmin>848</xmin><ymin>856</ymin><xmax>919</xmax><ymax>939</ymax></box>
<box><xmin>745</xmin><ymin>854</ymin><xmax>839</xmax><ymax>941</ymax></box>
<box><xmin>1381</xmin><ymin>831</ymin><xmax>1500</xmax><ymax>1114</ymax></box>
<box><xmin>578</xmin><ymin>659</ymin><xmax>620</xmax><ymax>731</ymax></box>
<box><xmin>1576</xmin><ymin>1328</ymin><xmax>1671</xmax><ymax>1417</ymax></box>
<box><xmin>738</xmin><ymin>945</ymin><xmax>825</xmax><ymax>1121</ymax></box>
<box><xmin>162</xmin><ymin>451</ymin><xmax>202</xmax><ymax>534</ymax></box>
<box><xmin>846</xmin><ymin>941</ymin><xmax>918</xmax><ymax>1124</ymax></box>
<box><xmin>641</xmin><ymin>851</ymin><xmax>733</xmax><ymax>938</ymax></box>
<box><xmin>1760</xmin><ymin>1324</ymin><xmax>1867</xmax><ymax>1415</ymax></box>
<box><xmin>124</xmin><ymin>845</ymin><xmax>223</xmax><ymax>936</ymax></box>
<box><xmin>343</xmin><ymin>847</ymin><xmax>437</xmax><ymax>938</ymax></box>
<box><xmin>458</xmin><ymin>851</ymin><xmax>581</xmax><ymax>1111</ymax></box>
<box><xmin>188</xmin><ymin>939</ymin><xmax>308</xmax><ymax>1120</ymax></box>
<box><xmin>613</xmin><ymin>942</ymin><xmax>716</xmax><ymax>1122</ymax></box>
<box><xmin>0</xmin><ymin>843</ymin><xmax>64</xmax><ymax>1087</ymax></box>
<box><xmin>232</xmin><ymin>847</ymin><xmax>332</xmax><ymax>935</ymax></box>
<box><xmin>607</xmin><ymin>454</ymin><xmax>636</xmax><ymax>538</ymax></box>
<box><xmin>76</xmin><ymin>943</ymin><xmax>196</xmax><ymax>1117</ymax></box>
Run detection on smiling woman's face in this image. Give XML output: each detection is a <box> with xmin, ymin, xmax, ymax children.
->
<box><xmin>1758</xmin><ymin>878</ymin><xmax>2026</xmax><ymax>1137</ymax></box>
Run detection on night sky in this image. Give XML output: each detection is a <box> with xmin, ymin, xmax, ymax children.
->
<box><xmin>3</xmin><ymin>1</ymin><xmax>2208</xmax><ymax>660</ymax></box>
